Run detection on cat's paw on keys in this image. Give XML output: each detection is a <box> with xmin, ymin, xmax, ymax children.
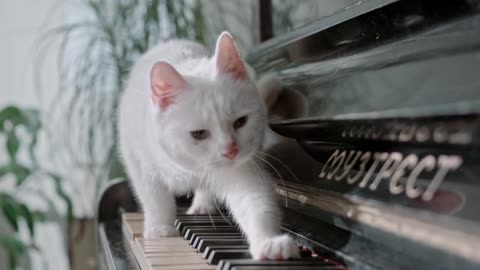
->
<box><xmin>186</xmin><ymin>203</ymin><xmax>217</xmax><ymax>215</ymax></box>
<box><xmin>250</xmin><ymin>235</ymin><xmax>300</xmax><ymax>260</ymax></box>
<box><xmin>144</xmin><ymin>225</ymin><xmax>178</xmax><ymax>239</ymax></box>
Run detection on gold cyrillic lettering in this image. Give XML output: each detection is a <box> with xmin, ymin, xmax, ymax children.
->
<box><xmin>347</xmin><ymin>151</ymin><xmax>371</xmax><ymax>184</ymax></box>
<box><xmin>319</xmin><ymin>150</ymin><xmax>346</xmax><ymax>180</ymax></box>
<box><xmin>406</xmin><ymin>155</ymin><xmax>435</xmax><ymax>198</ymax></box>
<box><xmin>359</xmin><ymin>152</ymin><xmax>388</xmax><ymax>188</ymax></box>
<box><xmin>369</xmin><ymin>152</ymin><xmax>403</xmax><ymax>190</ymax></box>
<box><xmin>335</xmin><ymin>150</ymin><xmax>361</xmax><ymax>181</ymax></box>
<box><xmin>422</xmin><ymin>155</ymin><xmax>463</xmax><ymax>201</ymax></box>
<box><xmin>389</xmin><ymin>154</ymin><xmax>418</xmax><ymax>194</ymax></box>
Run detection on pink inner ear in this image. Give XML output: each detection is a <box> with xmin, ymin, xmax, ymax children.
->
<box><xmin>214</xmin><ymin>32</ymin><xmax>248</xmax><ymax>80</ymax></box>
<box><xmin>150</xmin><ymin>62</ymin><xmax>186</xmax><ymax>109</ymax></box>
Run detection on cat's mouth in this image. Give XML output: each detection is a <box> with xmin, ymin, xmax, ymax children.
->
<box><xmin>212</xmin><ymin>158</ymin><xmax>238</xmax><ymax>168</ymax></box>
<box><xmin>223</xmin><ymin>152</ymin><xmax>255</xmax><ymax>169</ymax></box>
<box><xmin>204</xmin><ymin>153</ymin><xmax>249</xmax><ymax>169</ymax></box>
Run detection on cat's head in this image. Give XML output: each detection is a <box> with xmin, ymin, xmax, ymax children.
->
<box><xmin>149</xmin><ymin>32</ymin><xmax>266</xmax><ymax>173</ymax></box>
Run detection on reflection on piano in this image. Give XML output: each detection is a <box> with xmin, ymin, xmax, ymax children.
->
<box><xmin>98</xmin><ymin>0</ymin><xmax>480</xmax><ymax>269</ymax></box>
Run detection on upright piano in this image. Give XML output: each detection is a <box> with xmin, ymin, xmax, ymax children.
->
<box><xmin>97</xmin><ymin>0</ymin><xmax>480</xmax><ymax>269</ymax></box>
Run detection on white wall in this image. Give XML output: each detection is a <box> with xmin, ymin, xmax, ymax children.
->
<box><xmin>0</xmin><ymin>1</ymin><xmax>63</xmax><ymax>107</ymax></box>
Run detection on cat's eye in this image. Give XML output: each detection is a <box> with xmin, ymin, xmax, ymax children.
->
<box><xmin>233</xmin><ymin>116</ymin><xmax>248</xmax><ymax>129</ymax></box>
<box><xmin>190</xmin><ymin>129</ymin><xmax>210</xmax><ymax>140</ymax></box>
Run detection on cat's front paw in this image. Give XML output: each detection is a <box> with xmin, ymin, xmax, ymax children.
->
<box><xmin>250</xmin><ymin>235</ymin><xmax>300</xmax><ymax>260</ymax></box>
<box><xmin>144</xmin><ymin>225</ymin><xmax>179</xmax><ymax>239</ymax></box>
<box><xmin>186</xmin><ymin>202</ymin><xmax>217</xmax><ymax>215</ymax></box>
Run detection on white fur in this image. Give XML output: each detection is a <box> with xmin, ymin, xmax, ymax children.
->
<box><xmin>117</xmin><ymin>34</ymin><xmax>299</xmax><ymax>259</ymax></box>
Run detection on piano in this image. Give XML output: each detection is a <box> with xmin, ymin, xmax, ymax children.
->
<box><xmin>97</xmin><ymin>0</ymin><xmax>480</xmax><ymax>269</ymax></box>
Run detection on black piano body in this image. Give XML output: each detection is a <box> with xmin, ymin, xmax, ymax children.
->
<box><xmin>98</xmin><ymin>1</ymin><xmax>480</xmax><ymax>269</ymax></box>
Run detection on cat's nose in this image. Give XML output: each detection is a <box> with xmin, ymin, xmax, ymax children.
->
<box><xmin>222</xmin><ymin>142</ymin><xmax>238</xmax><ymax>160</ymax></box>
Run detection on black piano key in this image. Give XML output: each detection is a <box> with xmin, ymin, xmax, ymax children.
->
<box><xmin>175</xmin><ymin>218</ymin><xmax>232</xmax><ymax>227</ymax></box>
<box><xmin>197</xmin><ymin>239</ymin><xmax>248</xmax><ymax>252</ymax></box>
<box><xmin>230</xmin><ymin>266</ymin><xmax>343</xmax><ymax>270</ymax></box>
<box><xmin>175</xmin><ymin>216</ymin><xmax>232</xmax><ymax>221</ymax></box>
<box><xmin>174</xmin><ymin>216</ymin><xmax>231</xmax><ymax>226</ymax></box>
<box><xmin>177</xmin><ymin>221</ymin><xmax>233</xmax><ymax>235</ymax></box>
<box><xmin>184</xmin><ymin>227</ymin><xmax>239</xmax><ymax>240</ymax></box>
<box><xmin>175</xmin><ymin>216</ymin><xmax>231</xmax><ymax>222</ymax></box>
<box><xmin>175</xmin><ymin>214</ymin><xmax>230</xmax><ymax>218</ymax></box>
<box><xmin>190</xmin><ymin>233</ymin><xmax>243</xmax><ymax>245</ymax></box>
<box><xmin>182</xmin><ymin>225</ymin><xmax>238</xmax><ymax>238</ymax></box>
<box><xmin>176</xmin><ymin>219</ymin><xmax>232</xmax><ymax>227</ymax></box>
<box><xmin>219</xmin><ymin>259</ymin><xmax>333</xmax><ymax>270</ymax></box>
<box><xmin>202</xmin><ymin>245</ymin><xmax>248</xmax><ymax>259</ymax></box>
<box><xmin>207</xmin><ymin>249</ymin><xmax>251</xmax><ymax>265</ymax></box>
<box><xmin>192</xmin><ymin>236</ymin><xmax>247</xmax><ymax>252</ymax></box>
<box><xmin>175</xmin><ymin>215</ymin><xmax>232</xmax><ymax>221</ymax></box>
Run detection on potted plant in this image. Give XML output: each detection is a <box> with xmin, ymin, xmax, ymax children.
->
<box><xmin>0</xmin><ymin>105</ymin><xmax>72</xmax><ymax>270</ymax></box>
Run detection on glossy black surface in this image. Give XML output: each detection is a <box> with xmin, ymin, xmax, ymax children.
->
<box><xmin>270</xmin><ymin>114</ymin><xmax>480</xmax><ymax>221</ymax></box>
<box><xmin>249</xmin><ymin>0</ymin><xmax>480</xmax><ymax>117</ymax></box>
<box><xmin>251</xmin><ymin>0</ymin><xmax>479</xmax><ymax>66</ymax></box>
<box><xmin>250</xmin><ymin>0</ymin><xmax>480</xmax><ymax>269</ymax></box>
<box><xmin>265</xmin><ymin>139</ymin><xmax>480</xmax><ymax>269</ymax></box>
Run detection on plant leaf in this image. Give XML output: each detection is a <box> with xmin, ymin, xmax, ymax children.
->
<box><xmin>11</xmin><ymin>164</ymin><xmax>31</xmax><ymax>186</ymax></box>
<box><xmin>18</xmin><ymin>203</ymin><xmax>35</xmax><ymax>237</ymax></box>
<box><xmin>49</xmin><ymin>173</ymin><xmax>73</xmax><ymax>224</ymax></box>
<box><xmin>6</xmin><ymin>134</ymin><xmax>20</xmax><ymax>161</ymax></box>
<box><xmin>0</xmin><ymin>165</ymin><xmax>10</xmax><ymax>178</ymax></box>
<box><xmin>0</xmin><ymin>234</ymin><xmax>27</xmax><ymax>270</ymax></box>
<box><xmin>0</xmin><ymin>106</ymin><xmax>23</xmax><ymax>126</ymax></box>
<box><xmin>1</xmin><ymin>196</ymin><xmax>18</xmax><ymax>231</ymax></box>
<box><xmin>33</xmin><ymin>211</ymin><xmax>47</xmax><ymax>224</ymax></box>
<box><xmin>21</xmin><ymin>108</ymin><xmax>41</xmax><ymax>134</ymax></box>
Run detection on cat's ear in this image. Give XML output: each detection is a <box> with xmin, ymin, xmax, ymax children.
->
<box><xmin>150</xmin><ymin>61</ymin><xmax>186</xmax><ymax>109</ymax></box>
<box><xmin>213</xmin><ymin>32</ymin><xmax>248</xmax><ymax>80</ymax></box>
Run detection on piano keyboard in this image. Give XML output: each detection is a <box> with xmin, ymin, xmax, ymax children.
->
<box><xmin>122</xmin><ymin>213</ymin><xmax>346</xmax><ymax>270</ymax></box>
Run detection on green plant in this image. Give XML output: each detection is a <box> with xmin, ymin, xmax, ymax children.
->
<box><xmin>0</xmin><ymin>106</ymin><xmax>72</xmax><ymax>270</ymax></box>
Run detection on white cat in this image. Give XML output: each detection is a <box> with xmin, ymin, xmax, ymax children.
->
<box><xmin>117</xmin><ymin>32</ymin><xmax>299</xmax><ymax>260</ymax></box>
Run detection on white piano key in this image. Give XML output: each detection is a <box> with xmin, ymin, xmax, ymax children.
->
<box><xmin>148</xmin><ymin>256</ymin><xmax>205</xmax><ymax>266</ymax></box>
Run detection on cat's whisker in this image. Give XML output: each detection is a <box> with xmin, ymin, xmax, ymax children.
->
<box><xmin>198</xmin><ymin>168</ymin><xmax>208</xmax><ymax>186</ymax></box>
<box><xmin>150</xmin><ymin>168</ymin><xmax>159</xmax><ymax>184</ymax></box>
<box><xmin>207</xmin><ymin>170</ymin><xmax>232</xmax><ymax>226</ymax></box>
<box><xmin>253</xmin><ymin>154</ymin><xmax>289</xmax><ymax>208</ymax></box>
<box><xmin>256</xmin><ymin>151</ymin><xmax>301</xmax><ymax>183</ymax></box>
<box><xmin>249</xmin><ymin>159</ymin><xmax>284</xmax><ymax>208</ymax></box>
<box><xmin>214</xmin><ymin>199</ymin><xmax>233</xmax><ymax>226</ymax></box>
<box><xmin>207</xmin><ymin>209</ymin><xmax>216</xmax><ymax>231</ymax></box>
<box><xmin>201</xmin><ymin>170</ymin><xmax>216</xmax><ymax>229</ymax></box>
<box><xmin>247</xmin><ymin>160</ymin><xmax>265</xmax><ymax>182</ymax></box>
<box><xmin>253</xmin><ymin>154</ymin><xmax>284</xmax><ymax>185</ymax></box>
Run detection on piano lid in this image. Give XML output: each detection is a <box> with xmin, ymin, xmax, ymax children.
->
<box><xmin>248</xmin><ymin>0</ymin><xmax>480</xmax><ymax>119</ymax></box>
